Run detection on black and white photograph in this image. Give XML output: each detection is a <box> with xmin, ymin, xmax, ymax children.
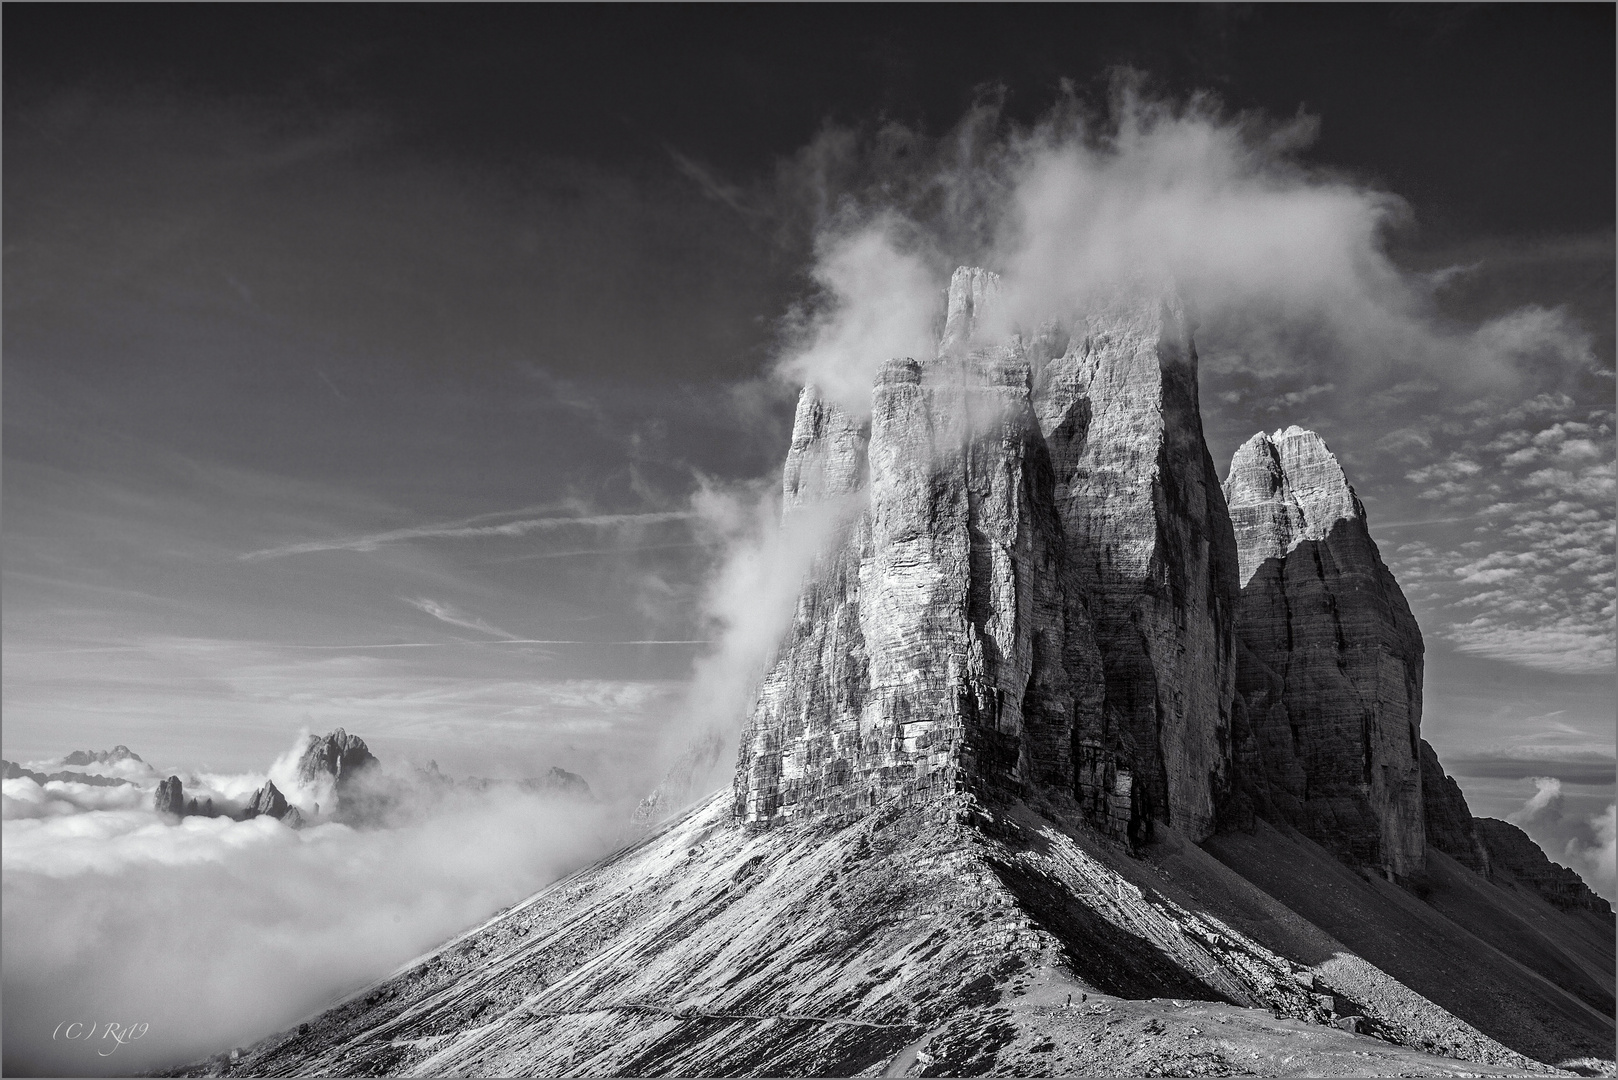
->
<box><xmin>3</xmin><ymin>5</ymin><xmax>1614</xmax><ymax>1077</ymax></box>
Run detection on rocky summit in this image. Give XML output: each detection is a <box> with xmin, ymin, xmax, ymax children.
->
<box><xmin>173</xmin><ymin>269</ymin><xmax>1614</xmax><ymax>1078</ymax></box>
<box><xmin>1223</xmin><ymin>426</ymin><xmax>1425</xmax><ymax>878</ymax></box>
<box><xmin>296</xmin><ymin>728</ymin><xmax>378</xmax><ymax>792</ymax></box>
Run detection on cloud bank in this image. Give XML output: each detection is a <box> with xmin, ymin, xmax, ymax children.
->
<box><xmin>2</xmin><ymin>744</ymin><xmax>617</xmax><ymax>1076</ymax></box>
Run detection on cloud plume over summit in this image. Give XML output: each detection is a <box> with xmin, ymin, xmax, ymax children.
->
<box><xmin>773</xmin><ymin>79</ymin><xmax>1598</xmax><ymax>416</ymax></box>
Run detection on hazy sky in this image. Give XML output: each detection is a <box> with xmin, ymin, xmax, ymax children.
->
<box><xmin>5</xmin><ymin>6</ymin><xmax>1613</xmax><ymax>852</ymax></box>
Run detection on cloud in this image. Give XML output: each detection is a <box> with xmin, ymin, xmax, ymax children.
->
<box><xmin>770</xmin><ymin>75</ymin><xmax>1599</xmax><ymax>422</ymax></box>
<box><xmin>402</xmin><ymin>597</ymin><xmax>519</xmax><ymax>641</ymax></box>
<box><xmin>1492</xmin><ymin>777</ymin><xmax>1617</xmax><ymax>902</ymax></box>
<box><xmin>2</xmin><ymin>746</ymin><xmax>617</xmax><ymax>1076</ymax></box>
<box><xmin>1564</xmin><ymin>803</ymin><xmax>1617</xmax><ymax>901</ymax></box>
<box><xmin>1507</xmin><ymin>775</ymin><xmax>1564</xmax><ymax>826</ymax></box>
<box><xmin>635</xmin><ymin>474</ymin><xmax>864</xmax><ymax>809</ymax></box>
<box><xmin>242</xmin><ymin>509</ymin><xmax>696</xmax><ymax>560</ymax></box>
<box><xmin>774</xmin><ymin>216</ymin><xmax>943</xmax><ymax>414</ymax></box>
<box><xmin>1444</xmin><ymin>751</ymin><xmax>1616</xmax><ymax>787</ymax></box>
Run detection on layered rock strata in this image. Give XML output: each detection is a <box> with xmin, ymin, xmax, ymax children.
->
<box><xmin>1223</xmin><ymin>427</ymin><xmax>1425</xmax><ymax>878</ymax></box>
<box><xmin>1032</xmin><ymin>287</ymin><xmax>1240</xmax><ymax>843</ymax></box>
<box><xmin>734</xmin><ymin>324</ymin><xmax>1104</xmax><ymax>826</ymax></box>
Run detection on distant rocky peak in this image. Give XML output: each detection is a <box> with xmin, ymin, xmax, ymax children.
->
<box><xmin>154</xmin><ymin>775</ymin><xmax>186</xmax><ymax>816</ymax></box>
<box><xmin>296</xmin><ymin>728</ymin><xmax>378</xmax><ymax>791</ymax></box>
<box><xmin>1225</xmin><ymin>426</ymin><xmax>1364</xmax><ymax>586</ymax></box>
<box><xmin>63</xmin><ymin>744</ymin><xmax>144</xmax><ymax>767</ymax></box>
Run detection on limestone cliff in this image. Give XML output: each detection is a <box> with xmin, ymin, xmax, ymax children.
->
<box><xmin>1223</xmin><ymin>427</ymin><xmax>1425</xmax><ymax>878</ymax></box>
<box><xmin>1032</xmin><ymin>287</ymin><xmax>1240</xmax><ymax>843</ymax></box>
<box><xmin>737</xmin><ymin>269</ymin><xmax>1239</xmax><ymax>846</ymax></box>
<box><xmin>734</xmin><ymin>319</ymin><xmax>1105</xmax><ymax>825</ymax></box>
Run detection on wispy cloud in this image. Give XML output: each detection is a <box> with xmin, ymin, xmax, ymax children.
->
<box><xmin>403</xmin><ymin>597</ymin><xmax>520</xmax><ymax>640</ymax></box>
<box><xmin>241</xmin><ymin>510</ymin><xmax>696</xmax><ymax>560</ymax></box>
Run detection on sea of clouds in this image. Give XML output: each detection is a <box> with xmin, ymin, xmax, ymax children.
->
<box><xmin>1</xmin><ymin>740</ymin><xmax>617</xmax><ymax>1076</ymax></box>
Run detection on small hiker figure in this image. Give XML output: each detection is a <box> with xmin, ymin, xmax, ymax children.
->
<box><xmin>1081</xmin><ymin>993</ymin><xmax>1088</xmax><ymax>1002</ymax></box>
<box><xmin>1066</xmin><ymin>994</ymin><xmax>1072</xmax><ymax>1006</ymax></box>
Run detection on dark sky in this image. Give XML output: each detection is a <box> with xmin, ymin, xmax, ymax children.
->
<box><xmin>4</xmin><ymin>4</ymin><xmax>1613</xmax><ymax>874</ymax></box>
<box><xmin>9</xmin><ymin>4</ymin><xmax>1613</xmax><ymax>227</ymax></box>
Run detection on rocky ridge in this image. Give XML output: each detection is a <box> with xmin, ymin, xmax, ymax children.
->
<box><xmin>173</xmin><ymin>793</ymin><xmax>1564</xmax><ymax>1079</ymax></box>
<box><xmin>63</xmin><ymin>744</ymin><xmax>144</xmax><ymax>767</ymax></box>
<box><xmin>1419</xmin><ymin>740</ymin><xmax>1492</xmax><ymax>876</ymax></box>
<box><xmin>1474</xmin><ymin>818</ymin><xmax>1613</xmax><ymax>917</ymax></box>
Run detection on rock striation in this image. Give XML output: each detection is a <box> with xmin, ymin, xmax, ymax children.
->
<box><xmin>734</xmin><ymin>317</ymin><xmax>1104</xmax><ymax>828</ymax></box>
<box><xmin>1032</xmin><ymin>286</ymin><xmax>1240</xmax><ymax>843</ymax></box>
<box><xmin>1418</xmin><ymin>740</ymin><xmax>1490</xmax><ymax>875</ymax></box>
<box><xmin>1223</xmin><ymin>427</ymin><xmax>1425</xmax><ymax>878</ymax></box>
<box><xmin>735</xmin><ymin>268</ymin><xmax>1238</xmax><ymax>845</ymax></box>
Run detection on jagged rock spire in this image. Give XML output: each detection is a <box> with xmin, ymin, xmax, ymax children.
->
<box><xmin>1224</xmin><ymin>427</ymin><xmax>1425</xmax><ymax>878</ymax></box>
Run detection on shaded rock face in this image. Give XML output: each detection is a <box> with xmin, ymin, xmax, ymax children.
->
<box><xmin>1223</xmin><ymin>427</ymin><xmax>1425</xmax><ymax>878</ymax></box>
<box><xmin>296</xmin><ymin>729</ymin><xmax>378</xmax><ymax>792</ymax></box>
<box><xmin>1475</xmin><ymin>818</ymin><xmax>1614</xmax><ymax>917</ymax></box>
<box><xmin>736</xmin><ymin>267</ymin><xmax>1237</xmax><ymax>845</ymax></box>
<box><xmin>154</xmin><ymin>775</ymin><xmax>186</xmax><ymax>816</ymax></box>
<box><xmin>1418</xmin><ymin>740</ymin><xmax>1490</xmax><ymax>875</ymax></box>
<box><xmin>1032</xmin><ymin>289</ymin><xmax>1240</xmax><ymax>843</ymax></box>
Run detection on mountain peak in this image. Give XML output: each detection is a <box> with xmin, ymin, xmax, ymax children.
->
<box><xmin>940</xmin><ymin>265</ymin><xmax>1003</xmax><ymax>352</ymax></box>
<box><xmin>1225</xmin><ymin>426</ymin><xmax>1363</xmax><ymax>585</ymax></box>
<box><xmin>295</xmin><ymin>729</ymin><xmax>378</xmax><ymax>791</ymax></box>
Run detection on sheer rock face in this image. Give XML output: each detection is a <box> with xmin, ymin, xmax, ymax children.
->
<box><xmin>1475</xmin><ymin>818</ymin><xmax>1615</xmax><ymax>917</ymax></box>
<box><xmin>1033</xmin><ymin>291</ymin><xmax>1240</xmax><ymax>843</ymax></box>
<box><xmin>734</xmin><ymin>303</ymin><xmax>1105</xmax><ymax>826</ymax></box>
<box><xmin>1223</xmin><ymin>427</ymin><xmax>1425</xmax><ymax>878</ymax></box>
<box><xmin>737</xmin><ymin>268</ymin><xmax>1236</xmax><ymax>844</ymax></box>
<box><xmin>1418</xmin><ymin>740</ymin><xmax>1490</xmax><ymax>875</ymax></box>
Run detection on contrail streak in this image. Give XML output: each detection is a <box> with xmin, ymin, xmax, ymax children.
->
<box><xmin>242</xmin><ymin>510</ymin><xmax>696</xmax><ymax>560</ymax></box>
